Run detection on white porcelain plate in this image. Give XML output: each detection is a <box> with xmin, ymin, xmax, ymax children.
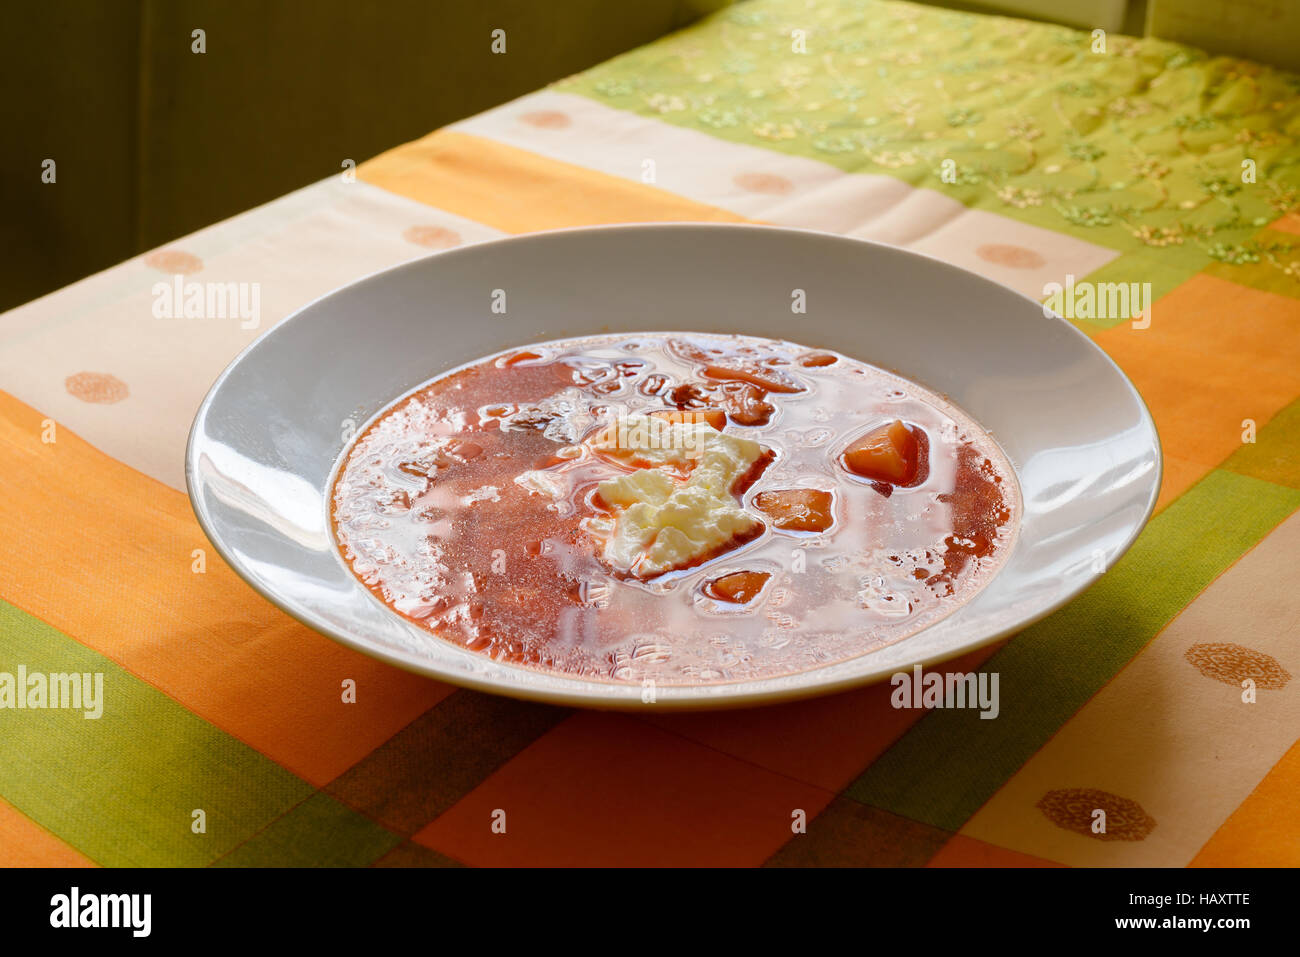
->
<box><xmin>186</xmin><ymin>224</ymin><xmax>1160</xmax><ymax>710</ymax></box>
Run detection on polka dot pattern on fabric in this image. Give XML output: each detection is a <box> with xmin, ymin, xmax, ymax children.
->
<box><xmin>975</xmin><ymin>244</ymin><xmax>1046</xmax><ymax>269</ymax></box>
<box><xmin>143</xmin><ymin>249</ymin><xmax>204</xmax><ymax>275</ymax></box>
<box><xmin>1184</xmin><ymin>642</ymin><xmax>1290</xmax><ymax>690</ymax></box>
<box><xmin>519</xmin><ymin>111</ymin><xmax>572</xmax><ymax>130</ymax></box>
<box><xmin>402</xmin><ymin>226</ymin><xmax>463</xmax><ymax>250</ymax></box>
<box><xmin>733</xmin><ymin>172</ymin><xmax>794</xmax><ymax>195</ymax></box>
<box><xmin>1036</xmin><ymin>788</ymin><xmax>1156</xmax><ymax>842</ymax></box>
<box><xmin>65</xmin><ymin>372</ymin><xmax>129</xmax><ymax>404</ymax></box>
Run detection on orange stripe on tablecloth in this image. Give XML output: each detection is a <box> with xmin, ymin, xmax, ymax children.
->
<box><xmin>413</xmin><ymin>711</ymin><xmax>834</xmax><ymax>867</ymax></box>
<box><xmin>1190</xmin><ymin>738</ymin><xmax>1300</xmax><ymax>867</ymax></box>
<box><xmin>1155</xmin><ymin>453</ymin><xmax>1208</xmax><ymax>516</ymax></box>
<box><xmin>412</xmin><ymin>645</ymin><xmax>1000</xmax><ymax>866</ymax></box>
<box><xmin>358</xmin><ymin>130</ymin><xmax>750</xmax><ymax>233</ymax></box>
<box><xmin>0</xmin><ymin>796</ymin><xmax>96</xmax><ymax>867</ymax></box>
<box><xmin>1272</xmin><ymin>212</ymin><xmax>1300</xmax><ymax>237</ymax></box>
<box><xmin>1090</xmin><ymin>273</ymin><xmax>1300</xmax><ymax>512</ymax></box>
<box><xmin>927</xmin><ymin>834</ymin><xmax>1063</xmax><ymax>868</ymax></box>
<box><xmin>0</xmin><ymin>390</ymin><xmax>450</xmax><ymax>786</ymax></box>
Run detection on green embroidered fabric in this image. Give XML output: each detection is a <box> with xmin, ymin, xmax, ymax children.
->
<box><xmin>560</xmin><ymin>0</ymin><xmax>1300</xmax><ymax>301</ymax></box>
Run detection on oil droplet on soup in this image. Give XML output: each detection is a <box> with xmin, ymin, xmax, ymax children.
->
<box><xmin>331</xmin><ymin>333</ymin><xmax>1020</xmax><ymax>684</ymax></box>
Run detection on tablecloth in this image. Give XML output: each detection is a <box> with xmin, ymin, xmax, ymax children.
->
<box><xmin>2</xmin><ymin>0</ymin><xmax>1298</xmax><ymax>867</ymax></box>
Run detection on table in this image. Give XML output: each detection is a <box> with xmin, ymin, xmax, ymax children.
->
<box><xmin>2</xmin><ymin>0</ymin><xmax>1298</xmax><ymax>867</ymax></box>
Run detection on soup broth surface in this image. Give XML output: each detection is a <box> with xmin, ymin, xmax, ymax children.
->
<box><xmin>332</xmin><ymin>333</ymin><xmax>1019</xmax><ymax>684</ymax></box>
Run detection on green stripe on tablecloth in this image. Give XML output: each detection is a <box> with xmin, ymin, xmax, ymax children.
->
<box><xmin>1222</xmin><ymin>395</ymin><xmax>1300</xmax><ymax>489</ymax></box>
<box><xmin>1063</xmin><ymin>249</ymin><xmax>1212</xmax><ymax>332</ymax></box>
<box><xmin>845</xmin><ymin>469</ymin><xmax>1300</xmax><ymax>832</ymax></box>
<box><xmin>0</xmin><ymin>599</ymin><xmax>314</xmax><ymax>866</ymax></box>
<box><xmin>324</xmin><ymin>690</ymin><xmax>568</xmax><ymax>835</ymax></box>
<box><xmin>212</xmin><ymin>793</ymin><xmax>401</xmax><ymax>867</ymax></box>
<box><xmin>1202</xmin><ymin>229</ymin><xmax>1300</xmax><ymax>301</ymax></box>
<box><xmin>1222</xmin><ymin>395</ymin><xmax>1300</xmax><ymax>488</ymax></box>
<box><xmin>373</xmin><ymin>842</ymin><xmax>464</xmax><ymax>868</ymax></box>
<box><xmin>764</xmin><ymin>796</ymin><xmax>950</xmax><ymax>867</ymax></box>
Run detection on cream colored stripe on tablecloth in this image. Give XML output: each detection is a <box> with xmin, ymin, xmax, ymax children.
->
<box><xmin>0</xmin><ymin>179</ymin><xmax>505</xmax><ymax>490</ymax></box>
<box><xmin>958</xmin><ymin>509</ymin><xmax>1300</xmax><ymax>865</ymax></box>
<box><xmin>450</xmin><ymin>90</ymin><xmax>1120</xmax><ymax>299</ymax></box>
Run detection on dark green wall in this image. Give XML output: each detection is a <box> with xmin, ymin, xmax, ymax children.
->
<box><xmin>0</xmin><ymin>1</ymin><xmax>728</xmax><ymax>312</ymax></box>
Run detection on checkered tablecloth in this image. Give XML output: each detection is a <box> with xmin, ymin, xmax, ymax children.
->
<box><xmin>3</xmin><ymin>0</ymin><xmax>1298</xmax><ymax>866</ymax></box>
